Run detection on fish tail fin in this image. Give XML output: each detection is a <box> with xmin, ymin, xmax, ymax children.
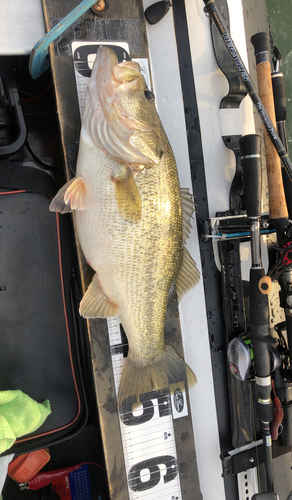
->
<box><xmin>118</xmin><ymin>345</ymin><xmax>196</xmax><ymax>406</ymax></box>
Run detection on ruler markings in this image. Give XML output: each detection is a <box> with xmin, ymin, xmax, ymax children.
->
<box><xmin>122</xmin><ymin>425</ymin><xmax>173</xmax><ymax>443</ymax></box>
<box><xmin>122</xmin><ymin>425</ymin><xmax>174</xmax><ymax>444</ymax></box>
<box><xmin>123</xmin><ymin>442</ymin><xmax>177</xmax><ymax>463</ymax></box>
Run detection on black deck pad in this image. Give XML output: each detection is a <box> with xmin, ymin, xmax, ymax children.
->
<box><xmin>0</xmin><ymin>181</ymin><xmax>88</xmax><ymax>454</ymax></box>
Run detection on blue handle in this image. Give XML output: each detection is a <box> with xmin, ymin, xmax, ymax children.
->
<box><xmin>29</xmin><ymin>0</ymin><xmax>98</xmax><ymax>79</ymax></box>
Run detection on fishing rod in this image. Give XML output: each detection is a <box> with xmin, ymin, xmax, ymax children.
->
<box><xmin>251</xmin><ymin>32</ymin><xmax>292</xmax><ymax>455</ymax></box>
<box><xmin>250</xmin><ymin>33</ymin><xmax>288</xmax><ymax>236</ymax></box>
<box><xmin>239</xmin><ymin>134</ymin><xmax>275</xmax><ymax>494</ymax></box>
<box><xmin>207</xmin><ymin>0</ymin><xmax>254</xmax><ymax>452</ymax></box>
<box><xmin>270</xmin><ymin>42</ymin><xmax>292</xmax><ymax>218</ymax></box>
<box><xmin>201</xmin><ymin>8</ymin><xmax>292</xmax><ymax>462</ymax></box>
<box><xmin>202</xmin><ymin>0</ymin><xmax>292</xmax><ymax>184</ymax></box>
<box><xmin>215</xmin><ymin>21</ymin><xmax>289</xmax><ymax>500</ymax></box>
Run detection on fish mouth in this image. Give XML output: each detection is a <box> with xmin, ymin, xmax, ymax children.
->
<box><xmin>94</xmin><ymin>46</ymin><xmax>143</xmax><ymax>97</ymax></box>
<box><xmin>94</xmin><ymin>46</ymin><xmax>150</xmax><ymax>130</ymax></box>
<box><xmin>94</xmin><ymin>45</ymin><xmax>119</xmax><ymax>89</ymax></box>
<box><xmin>84</xmin><ymin>46</ymin><xmax>164</xmax><ymax>166</ymax></box>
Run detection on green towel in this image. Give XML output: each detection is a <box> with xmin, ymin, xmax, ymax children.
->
<box><xmin>0</xmin><ymin>390</ymin><xmax>51</xmax><ymax>454</ymax></box>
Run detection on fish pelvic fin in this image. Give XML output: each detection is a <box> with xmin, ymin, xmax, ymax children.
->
<box><xmin>79</xmin><ymin>273</ymin><xmax>119</xmax><ymax>319</ymax></box>
<box><xmin>49</xmin><ymin>176</ymin><xmax>86</xmax><ymax>213</ymax></box>
<box><xmin>175</xmin><ymin>247</ymin><xmax>200</xmax><ymax>302</ymax></box>
<box><xmin>113</xmin><ymin>165</ymin><xmax>141</xmax><ymax>222</ymax></box>
<box><xmin>118</xmin><ymin>344</ymin><xmax>197</xmax><ymax>407</ymax></box>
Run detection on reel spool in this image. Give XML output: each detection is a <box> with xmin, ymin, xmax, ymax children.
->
<box><xmin>227</xmin><ymin>336</ymin><xmax>281</xmax><ymax>382</ymax></box>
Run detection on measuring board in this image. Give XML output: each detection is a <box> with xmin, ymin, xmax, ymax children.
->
<box><xmin>40</xmin><ymin>1</ymin><xmax>201</xmax><ymax>496</ymax></box>
<box><xmin>71</xmin><ymin>40</ymin><xmax>196</xmax><ymax>500</ymax></box>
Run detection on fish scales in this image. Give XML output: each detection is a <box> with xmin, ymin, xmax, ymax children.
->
<box><xmin>50</xmin><ymin>46</ymin><xmax>199</xmax><ymax>405</ymax></box>
<box><xmin>77</xmin><ymin>137</ymin><xmax>181</xmax><ymax>358</ymax></box>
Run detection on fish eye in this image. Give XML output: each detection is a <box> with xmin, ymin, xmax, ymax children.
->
<box><xmin>144</xmin><ymin>90</ymin><xmax>155</xmax><ymax>101</ymax></box>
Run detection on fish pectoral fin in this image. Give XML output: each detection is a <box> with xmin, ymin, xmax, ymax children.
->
<box><xmin>49</xmin><ymin>177</ymin><xmax>86</xmax><ymax>213</ymax></box>
<box><xmin>181</xmin><ymin>188</ymin><xmax>195</xmax><ymax>243</ymax></box>
<box><xmin>79</xmin><ymin>273</ymin><xmax>119</xmax><ymax>319</ymax></box>
<box><xmin>113</xmin><ymin>165</ymin><xmax>141</xmax><ymax>222</ymax></box>
<box><xmin>175</xmin><ymin>247</ymin><xmax>200</xmax><ymax>302</ymax></box>
<box><xmin>64</xmin><ymin>176</ymin><xmax>87</xmax><ymax>210</ymax></box>
<box><xmin>49</xmin><ymin>179</ymin><xmax>74</xmax><ymax>213</ymax></box>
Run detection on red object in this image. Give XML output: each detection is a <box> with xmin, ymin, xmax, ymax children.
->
<box><xmin>27</xmin><ymin>465</ymin><xmax>81</xmax><ymax>490</ymax></box>
<box><xmin>271</xmin><ymin>380</ymin><xmax>284</xmax><ymax>440</ymax></box>
<box><xmin>8</xmin><ymin>449</ymin><xmax>50</xmax><ymax>483</ymax></box>
<box><xmin>52</xmin><ymin>474</ymin><xmax>72</xmax><ymax>499</ymax></box>
<box><xmin>281</xmin><ymin>241</ymin><xmax>292</xmax><ymax>266</ymax></box>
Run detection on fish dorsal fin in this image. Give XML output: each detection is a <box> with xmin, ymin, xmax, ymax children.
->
<box><xmin>181</xmin><ymin>188</ymin><xmax>195</xmax><ymax>243</ymax></box>
<box><xmin>79</xmin><ymin>273</ymin><xmax>119</xmax><ymax>319</ymax></box>
<box><xmin>113</xmin><ymin>166</ymin><xmax>141</xmax><ymax>222</ymax></box>
<box><xmin>168</xmin><ymin>188</ymin><xmax>198</xmax><ymax>303</ymax></box>
<box><xmin>49</xmin><ymin>176</ymin><xmax>86</xmax><ymax>213</ymax></box>
<box><xmin>175</xmin><ymin>247</ymin><xmax>200</xmax><ymax>302</ymax></box>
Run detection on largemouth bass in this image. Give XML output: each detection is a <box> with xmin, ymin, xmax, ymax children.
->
<box><xmin>50</xmin><ymin>46</ymin><xmax>199</xmax><ymax>405</ymax></box>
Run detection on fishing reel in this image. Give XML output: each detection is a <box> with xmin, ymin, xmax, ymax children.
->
<box><xmin>227</xmin><ymin>334</ymin><xmax>281</xmax><ymax>382</ymax></box>
<box><xmin>228</xmin><ymin>327</ymin><xmax>292</xmax><ymax>445</ymax></box>
<box><xmin>266</xmin><ymin>224</ymin><xmax>292</xmax><ymax>282</ymax></box>
<box><xmin>274</xmin><ymin>322</ymin><xmax>291</xmax><ymax>381</ymax></box>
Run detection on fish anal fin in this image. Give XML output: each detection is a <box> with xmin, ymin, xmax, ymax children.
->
<box><xmin>118</xmin><ymin>345</ymin><xmax>197</xmax><ymax>407</ymax></box>
<box><xmin>113</xmin><ymin>166</ymin><xmax>141</xmax><ymax>222</ymax></box>
<box><xmin>181</xmin><ymin>187</ymin><xmax>195</xmax><ymax>243</ymax></box>
<box><xmin>175</xmin><ymin>247</ymin><xmax>200</xmax><ymax>302</ymax></box>
<box><xmin>79</xmin><ymin>273</ymin><xmax>119</xmax><ymax>319</ymax></box>
<box><xmin>49</xmin><ymin>176</ymin><xmax>86</xmax><ymax>213</ymax></box>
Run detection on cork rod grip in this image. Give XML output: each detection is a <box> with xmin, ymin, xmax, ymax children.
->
<box><xmin>251</xmin><ymin>34</ymin><xmax>288</xmax><ymax>221</ymax></box>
